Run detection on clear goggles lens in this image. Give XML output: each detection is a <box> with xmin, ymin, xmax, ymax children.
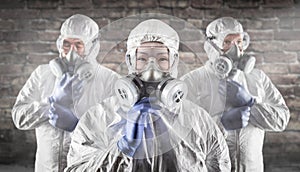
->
<box><xmin>136</xmin><ymin>46</ymin><xmax>170</xmax><ymax>71</ymax></box>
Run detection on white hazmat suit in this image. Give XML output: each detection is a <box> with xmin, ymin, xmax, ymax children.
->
<box><xmin>66</xmin><ymin>19</ymin><xmax>231</xmax><ymax>172</ymax></box>
<box><xmin>12</xmin><ymin>14</ymin><xmax>119</xmax><ymax>172</ymax></box>
<box><xmin>181</xmin><ymin>17</ymin><xmax>290</xmax><ymax>172</ymax></box>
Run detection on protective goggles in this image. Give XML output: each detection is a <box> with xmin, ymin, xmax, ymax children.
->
<box><xmin>136</xmin><ymin>45</ymin><xmax>170</xmax><ymax>72</ymax></box>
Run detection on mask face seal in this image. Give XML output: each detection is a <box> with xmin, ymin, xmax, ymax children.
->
<box><xmin>49</xmin><ymin>49</ymin><xmax>94</xmax><ymax>80</ymax></box>
<box><xmin>114</xmin><ymin>74</ymin><xmax>188</xmax><ymax>108</ymax></box>
<box><xmin>206</xmin><ymin>39</ymin><xmax>255</xmax><ymax>78</ymax></box>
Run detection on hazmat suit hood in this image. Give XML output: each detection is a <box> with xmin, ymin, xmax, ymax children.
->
<box><xmin>56</xmin><ymin>14</ymin><xmax>100</xmax><ymax>66</ymax></box>
<box><xmin>204</xmin><ymin>17</ymin><xmax>250</xmax><ymax>63</ymax></box>
<box><xmin>126</xmin><ymin>19</ymin><xmax>180</xmax><ymax>78</ymax></box>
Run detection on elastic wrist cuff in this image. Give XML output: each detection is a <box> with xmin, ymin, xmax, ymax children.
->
<box><xmin>247</xmin><ymin>97</ymin><xmax>255</xmax><ymax>107</ymax></box>
<box><xmin>48</xmin><ymin>96</ymin><xmax>55</xmax><ymax>104</ymax></box>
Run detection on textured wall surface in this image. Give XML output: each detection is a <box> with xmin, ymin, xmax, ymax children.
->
<box><xmin>1</xmin><ymin>0</ymin><xmax>300</xmax><ymax>170</ymax></box>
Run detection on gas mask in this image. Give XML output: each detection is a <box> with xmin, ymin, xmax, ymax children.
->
<box><xmin>207</xmin><ymin>39</ymin><xmax>255</xmax><ymax>78</ymax></box>
<box><xmin>49</xmin><ymin>49</ymin><xmax>94</xmax><ymax>80</ymax></box>
<box><xmin>115</xmin><ymin>58</ymin><xmax>187</xmax><ymax>108</ymax></box>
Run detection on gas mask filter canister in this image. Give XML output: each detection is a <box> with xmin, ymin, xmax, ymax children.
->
<box><xmin>114</xmin><ymin>63</ymin><xmax>188</xmax><ymax>108</ymax></box>
<box><xmin>49</xmin><ymin>49</ymin><xmax>94</xmax><ymax>80</ymax></box>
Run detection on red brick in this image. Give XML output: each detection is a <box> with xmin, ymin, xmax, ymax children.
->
<box><xmin>179</xmin><ymin>52</ymin><xmax>196</xmax><ymax>64</ymax></box>
<box><xmin>101</xmin><ymin>50</ymin><xmax>125</xmax><ymax>64</ymax></box>
<box><xmin>274</xmin><ymin>30</ymin><xmax>300</xmax><ymax>40</ymax></box>
<box><xmin>159</xmin><ymin>0</ymin><xmax>178</xmax><ymax>8</ymax></box>
<box><xmin>283</xmin><ymin>41</ymin><xmax>300</xmax><ymax>51</ymax></box>
<box><xmin>177</xmin><ymin>0</ymin><xmax>189</xmax><ymax>8</ymax></box>
<box><xmin>295</xmin><ymin>86</ymin><xmax>300</xmax><ymax>97</ymax></box>
<box><xmin>0</xmin><ymin>54</ymin><xmax>27</xmax><ymax>64</ymax></box>
<box><xmin>3</xmin><ymin>31</ymin><xmax>39</xmax><ymax>42</ymax></box>
<box><xmin>94</xmin><ymin>18</ymin><xmax>110</xmax><ymax>28</ymax></box>
<box><xmin>277</xmin><ymin>85</ymin><xmax>294</xmax><ymax>96</ymax></box>
<box><xmin>27</xmin><ymin>53</ymin><xmax>57</xmax><ymax>64</ymax></box>
<box><xmin>62</xmin><ymin>0</ymin><xmax>92</xmax><ymax>8</ymax></box>
<box><xmin>140</xmin><ymin>8</ymin><xmax>173</xmax><ymax>16</ymax></box>
<box><xmin>169</xmin><ymin>20</ymin><xmax>186</xmax><ymax>31</ymax></box>
<box><xmin>286</xmin><ymin>97</ymin><xmax>300</xmax><ymax>110</ymax></box>
<box><xmin>173</xmin><ymin>9</ymin><xmax>191</xmax><ymax>19</ymax></box>
<box><xmin>0</xmin><ymin>64</ymin><xmax>24</xmax><ymax>75</ymax></box>
<box><xmin>187</xmin><ymin>19</ymin><xmax>203</xmax><ymax>29</ymax></box>
<box><xmin>0</xmin><ymin>20</ymin><xmax>14</xmax><ymax>30</ymax></box>
<box><xmin>128</xmin><ymin>0</ymin><xmax>157</xmax><ymax>8</ymax></box>
<box><xmin>267</xmin><ymin>74</ymin><xmax>298</xmax><ymax>85</ymax></box>
<box><xmin>0</xmin><ymin>43</ymin><xmax>17</xmax><ymax>53</ymax></box>
<box><xmin>265</xmin><ymin>131</ymin><xmax>300</xmax><ymax>144</ymax></box>
<box><xmin>0</xmin><ymin>118</ymin><xmax>15</xmax><ymax>130</ymax></box>
<box><xmin>31</xmin><ymin>20</ymin><xmax>62</xmax><ymax>31</ymax></box>
<box><xmin>0</xmin><ymin>0</ymin><xmax>25</xmax><ymax>9</ymax></box>
<box><xmin>227</xmin><ymin>0</ymin><xmax>260</xmax><ymax>8</ymax></box>
<box><xmin>264</xmin><ymin>52</ymin><xmax>297</xmax><ymax>63</ymax></box>
<box><xmin>182</xmin><ymin>41</ymin><xmax>204</xmax><ymax>55</ymax></box>
<box><xmin>294</xmin><ymin>18</ymin><xmax>300</xmax><ymax>29</ymax></box>
<box><xmin>248</xmin><ymin>41</ymin><xmax>284</xmax><ymax>52</ymax></box>
<box><xmin>178</xmin><ymin>30</ymin><xmax>204</xmax><ymax>42</ymax></box>
<box><xmin>286</xmin><ymin>121</ymin><xmax>300</xmax><ymax>130</ymax></box>
<box><xmin>0</xmin><ymin>97</ymin><xmax>16</xmax><ymax>108</ymax></box>
<box><xmin>27</xmin><ymin>0</ymin><xmax>59</xmax><ymax>9</ymax></box>
<box><xmin>240</xmin><ymin>9</ymin><xmax>275</xmax><ymax>18</ymax></box>
<box><xmin>259</xmin><ymin>64</ymin><xmax>289</xmax><ymax>74</ymax></box>
<box><xmin>93</xmin><ymin>0</ymin><xmax>125</xmax><ymax>8</ymax></box>
<box><xmin>289</xmin><ymin>64</ymin><xmax>300</xmax><ymax>74</ymax></box>
<box><xmin>40</xmin><ymin>9</ymin><xmax>74</xmax><ymax>19</ymax></box>
<box><xmin>11</xmin><ymin>76</ymin><xmax>29</xmax><ymax>87</ymax></box>
<box><xmin>0</xmin><ymin>9</ymin><xmax>41</xmax><ymax>19</ymax></box>
<box><xmin>191</xmin><ymin>0</ymin><xmax>222</xmax><ymax>8</ymax></box>
<box><xmin>277</xmin><ymin>8</ymin><xmax>297</xmax><ymax>18</ymax></box>
<box><xmin>23</xmin><ymin>64</ymin><xmax>39</xmax><ymax>74</ymax></box>
<box><xmin>279</xmin><ymin>17</ymin><xmax>294</xmax><ymax>29</ymax></box>
<box><xmin>18</xmin><ymin>43</ymin><xmax>54</xmax><ymax>53</ymax></box>
<box><xmin>261</xmin><ymin>18</ymin><xmax>279</xmax><ymax>29</ymax></box>
<box><xmin>38</xmin><ymin>31</ymin><xmax>60</xmax><ymax>41</ymax></box>
<box><xmin>247</xmin><ymin>30</ymin><xmax>274</xmax><ymax>41</ymax></box>
<box><xmin>263</xmin><ymin>0</ymin><xmax>294</xmax><ymax>8</ymax></box>
<box><xmin>101</xmin><ymin>30</ymin><xmax>128</xmax><ymax>41</ymax></box>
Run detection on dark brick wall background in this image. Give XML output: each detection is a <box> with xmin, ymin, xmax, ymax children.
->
<box><xmin>1</xmin><ymin>0</ymin><xmax>300</xmax><ymax>169</ymax></box>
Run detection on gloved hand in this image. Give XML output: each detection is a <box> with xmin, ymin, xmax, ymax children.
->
<box><xmin>117</xmin><ymin>97</ymin><xmax>161</xmax><ymax>157</ymax></box>
<box><xmin>219</xmin><ymin>79</ymin><xmax>254</xmax><ymax>107</ymax></box>
<box><xmin>48</xmin><ymin>102</ymin><xmax>78</xmax><ymax>132</ymax></box>
<box><xmin>221</xmin><ymin>106</ymin><xmax>251</xmax><ymax>130</ymax></box>
<box><xmin>49</xmin><ymin>73</ymin><xmax>83</xmax><ymax>107</ymax></box>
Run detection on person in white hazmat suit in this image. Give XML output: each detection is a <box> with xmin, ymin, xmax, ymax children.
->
<box><xmin>181</xmin><ymin>17</ymin><xmax>290</xmax><ymax>172</ymax></box>
<box><xmin>11</xmin><ymin>14</ymin><xmax>119</xmax><ymax>172</ymax></box>
<box><xmin>65</xmin><ymin>19</ymin><xmax>231</xmax><ymax>172</ymax></box>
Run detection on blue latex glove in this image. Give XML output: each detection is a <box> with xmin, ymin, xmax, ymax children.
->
<box><xmin>219</xmin><ymin>79</ymin><xmax>255</xmax><ymax>107</ymax></box>
<box><xmin>48</xmin><ymin>102</ymin><xmax>78</xmax><ymax>132</ymax></box>
<box><xmin>221</xmin><ymin>106</ymin><xmax>251</xmax><ymax>130</ymax></box>
<box><xmin>49</xmin><ymin>73</ymin><xmax>82</xmax><ymax>107</ymax></box>
<box><xmin>117</xmin><ymin>97</ymin><xmax>161</xmax><ymax>157</ymax></box>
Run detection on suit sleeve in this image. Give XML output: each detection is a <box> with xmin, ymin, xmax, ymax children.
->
<box><xmin>249</xmin><ymin>69</ymin><xmax>290</xmax><ymax>131</ymax></box>
<box><xmin>12</xmin><ymin>65</ymin><xmax>50</xmax><ymax>130</ymax></box>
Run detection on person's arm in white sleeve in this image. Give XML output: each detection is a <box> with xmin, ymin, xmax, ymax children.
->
<box><xmin>12</xmin><ymin>65</ymin><xmax>50</xmax><ymax>130</ymax></box>
<box><xmin>65</xmin><ymin>104</ymin><xmax>127</xmax><ymax>171</ymax></box>
<box><xmin>193</xmin><ymin>108</ymin><xmax>231</xmax><ymax>172</ymax></box>
<box><xmin>180</xmin><ymin>69</ymin><xmax>201</xmax><ymax>103</ymax></box>
<box><xmin>249</xmin><ymin>69</ymin><xmax>290</xmax><ymax>131</ymax></box>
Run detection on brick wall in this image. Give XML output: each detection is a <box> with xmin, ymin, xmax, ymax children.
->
<box><xmin>1</xmin><ymin>0</ymin><xmax>300</xmax><ymax>168</ymax></box>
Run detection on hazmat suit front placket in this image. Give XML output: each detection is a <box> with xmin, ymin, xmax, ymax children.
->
<box><xmin>181</xmin><ymin>64</ymin><xmax>290</xmax><ymax>172</ymax></box>
<box><xmin>65</xmin><ymin>96</ymin><xmax>231</xmax><ymax>172</ymax></box>
<box><xmin>12</xmin><ymin>64</ymin><xmax>119</xmax><ymax>172</ymax></box>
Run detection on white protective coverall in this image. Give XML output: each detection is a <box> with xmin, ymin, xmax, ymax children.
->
<box><xmin>181</xmin><ymin>17</ymin><xmax>290</xmax><ymax>172</ymax></box>
<box><xmin>65</xmin><ymin>19</ymin><xmax>231</xmax><ymax>172</ymax></box>
<box><xmin>12</xmin><ymin>14</ymin><xmax>119</xmax><ymax>172</ymax></box>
